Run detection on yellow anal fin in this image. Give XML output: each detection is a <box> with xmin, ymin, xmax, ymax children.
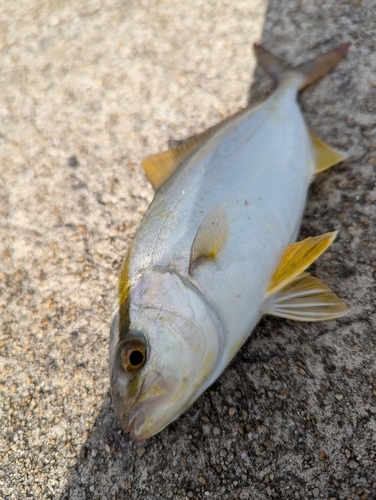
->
<box><xmin>189</xmin><ymin>205</ymin><xmax>229</xmax><ymax>275</ymax></box>
<box><xmin>267</xmin><ymin>231</ymin><xmax>337</xmax><ymax>296</ymax></box>
<box><xmin>265</xmin><ymin>272</ymin><xmax>349</xmax><ymax>321</ymax></box>
<box><xmin>310</xmin><ymin>131</ymin><xmax>347</xmax><ymax>174</ymax></box>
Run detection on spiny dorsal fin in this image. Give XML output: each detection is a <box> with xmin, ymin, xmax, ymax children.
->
<box><xmin>266</xmin><ymin>232</ymin><xmax>337</xmax><ymax>296</ymax></box>
<box><xmin>265</xmin><ymin>272</ymin><xmax>349</xmax><ymax>321</ymax></box>
<box><xmin>309</xmin><ymin>131</ymin><xmax>347</xmax><ymax>174</ymax></box>
<box><xmin>189</xmin><ymin>205</ymin><xmax>229</xmax><ymax>275</ymax></box>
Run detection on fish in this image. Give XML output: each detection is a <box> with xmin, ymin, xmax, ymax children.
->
<box><xmin>110</xmin><ymin>42</ymin><xmax>350</xmax><ymax>442</ymax></box>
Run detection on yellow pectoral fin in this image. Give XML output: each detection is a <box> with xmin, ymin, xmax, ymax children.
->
<box><xmin>189</xmin><ymin>205</ymin><xmax>229</xmax><ymax>275</ymax></box>
<box><xmin>265</xmin><ymin>272</ymin><xmax>349</xmax><ymax>321</ymax></box>
<box><xmin>267</xmin><ymin>231</ymin><xmax>337</xmax><ymax>296</ymax></box>
<box><xmin>309</xmin><ymin>131</ymin><xmax>347</xmax><ymax>174</ymax></box>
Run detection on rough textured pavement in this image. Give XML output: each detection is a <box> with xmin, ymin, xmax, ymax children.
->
<box><xmin>1</xmin><ymin>1</ymin><xmax>376</xmax><ymax>499</ymax></box>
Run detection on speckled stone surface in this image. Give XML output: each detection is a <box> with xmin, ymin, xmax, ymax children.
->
<box><xmin>1</xmin><ymin>1</ymin><xmax>376</xmax><ymax>499</ymax></box>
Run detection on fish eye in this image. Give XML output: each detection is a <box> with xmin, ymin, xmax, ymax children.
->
<box><xmin>119</xmin><ymin>339</ymin><xmax>147</xmax><ymax>372</ymax></box>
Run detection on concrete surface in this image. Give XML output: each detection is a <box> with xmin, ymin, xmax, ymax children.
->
<box><xmin>1</xmin><ymin>0</ymin><xmax>375</xmax><ymax>499</ymax></box>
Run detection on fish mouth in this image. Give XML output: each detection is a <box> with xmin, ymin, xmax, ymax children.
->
<box><xmin>125</xmin><ymin>372</ymin><xmax>172</xmax><ymax>441</ymax></box>
<box><xmin>125</xmin><ymin>396</ymin><xmax>167</xmax><ymax>442</ymax></box>
<box><xmin>125</xmin><ymin>409</ymin><xmax>146</xmax><ymax>441</ymax></box>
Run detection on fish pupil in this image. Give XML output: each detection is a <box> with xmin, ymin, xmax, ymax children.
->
<box><xmin>129</xmin><ymin>350</ymin><xmax>144</xmax><ymax>366</ymax></box>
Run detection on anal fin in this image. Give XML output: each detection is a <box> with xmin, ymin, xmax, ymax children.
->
<box><xmin>189</xmin><ymin>206</ymin><xmax>229</xmax><ymax>275</ymax></box>
<box><xmin>265</xmin><ymin>272</ymin><xmax>349</xmax><ymax>321</ymax></box>
<box><xmin>309</xmin><ymin>131</ymin><xmax>347</xmax><ymax>174</ymax></box>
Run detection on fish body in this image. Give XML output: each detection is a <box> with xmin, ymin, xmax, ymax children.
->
<box><xmin>128</xmin><ymin>78</ymin><xmax>309</xmax><ymax>374</ymax></box>
<box><xmin>110</xmin><ymin>43</ymin><xmax>350</xmax><ymax>441</ymax></box>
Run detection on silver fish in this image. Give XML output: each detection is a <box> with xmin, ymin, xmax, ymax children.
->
<box><xmin>110</xmin><ymin>42</ymin><xmax>350</xmax><ymax>441</ymax></box>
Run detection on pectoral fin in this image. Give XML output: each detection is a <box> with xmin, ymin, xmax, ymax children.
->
<box><xmin>265</xmin><ymin>272</ymin><xmax>349</xmax><ymax>321</ymax></box>
<box><xmin>189</xmin><ymin>206</ymin><xmax>229</xmax><ymax>275</ymax></box>
<box><xmin>309</xmin><ymin>131</ymin><xmax>347</xmax><ymax>174</ymax></box>
<box><xmin>267</xmin><ymin>232</ymin><xmax>337</xmax><ymax>296</ymax></box>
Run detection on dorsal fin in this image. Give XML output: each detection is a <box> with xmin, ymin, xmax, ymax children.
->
<box><xmin>189</xmin><ymin>205</ymin><xmax>229</xmax><ymax>275</ymax></box>
<box><xmin>142</xmin><ymin>103</ymin><xmax>262</xmax><ymax>190</ymax></box>
<box><xmin>309</xmin><ymin>131</ymin><xmax>347</xmax><ymax>174</ymax></box>
<box><xmin>266</xmin><ymin>232</ymin><xmax>337</xmax><ymax>296</ymax></box>
<box><xmin>142</xmin><ymin>129</ymin><xmax>214</xmax><ymax>190</ymax></box>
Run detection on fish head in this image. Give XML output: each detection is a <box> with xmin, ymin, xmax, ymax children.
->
<box><xmin>110</xmin><ymin>268</ymin><xmax>223</xmax><ymax>441</ymax></box>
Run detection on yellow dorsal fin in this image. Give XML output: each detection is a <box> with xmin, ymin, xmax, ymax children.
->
<box><xmin>265</xmin><ymin>272</ymin><xmax>349</xmax><ymax>321</ymax></box>
<box><xmin>309</xmin><ymin>131</ymin><xmax>347</xmax><ymax>174</ymax></box>
<box><xmin>142</xmin><ymin>121</ymin><xmax>226</xmax><ymax>190</ymax></box>
<box><xmin>266</xmin><ymin>231</ymin><xmax>337</xmax><ymax>296</ymax></box>
<box><xmin>189</xmin><ymin>205</ymin><xmax>229</xmax><ymax>275</ymax></box>
<box><xmin>142</xmin><ymin>103</ymin><xmax>262</xmax><ymax>190</ymax></box>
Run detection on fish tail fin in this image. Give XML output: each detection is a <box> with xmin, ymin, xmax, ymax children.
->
<box><xmin>254</xmin><ymin>42</ymin><xmax>350</xmax><ymax>90</ymax></box>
